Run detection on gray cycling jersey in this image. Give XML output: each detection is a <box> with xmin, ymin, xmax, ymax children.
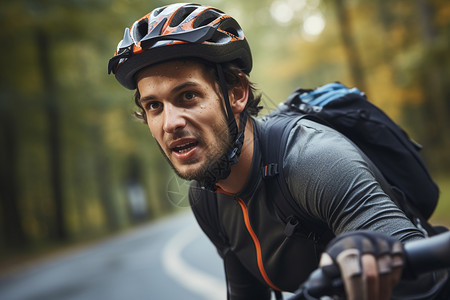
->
<box><xmin>190</xmin><ymin>117</ymin><xmax>433</xmax><ymax>297</ymax></box>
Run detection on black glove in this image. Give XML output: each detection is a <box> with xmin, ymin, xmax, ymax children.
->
<box><xmin>320</xmin><ymin>230</ymin><xmax>404</xmax><ymax>300</ymax></box>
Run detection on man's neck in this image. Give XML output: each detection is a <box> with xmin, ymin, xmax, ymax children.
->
<box><xmin>216</xmin><ymin>119</ymin><xmax>254</xmax><ymax>194</ymax></box>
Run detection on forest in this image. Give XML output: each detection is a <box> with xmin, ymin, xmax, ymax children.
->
<box><xmin>1</xmin><ymin>0</ymin><xmax>449</xmax><ymax>263</ymax></box>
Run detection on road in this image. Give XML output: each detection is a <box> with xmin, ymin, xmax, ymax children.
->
<box><xmin>0</xmin><ymin>211</ymin><xmax>227</xmax><ymax>300</ymax></box>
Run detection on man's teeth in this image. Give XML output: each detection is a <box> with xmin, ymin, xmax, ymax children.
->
<box><xmin>174</xmin><ymin>142</ymin><xmax>196</xmax><ymax>153</ymax></box>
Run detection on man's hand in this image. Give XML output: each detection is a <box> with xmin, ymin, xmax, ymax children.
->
<box><xmin>319</xmin><ymin>231</ymin><xmax>404</xmax><ymax>300</ymax></box>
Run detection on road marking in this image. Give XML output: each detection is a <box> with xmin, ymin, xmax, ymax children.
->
<box><xmin>161</xmin><ymin>225</ymin><xmax>226</xmax><ymax>300</ymax></box>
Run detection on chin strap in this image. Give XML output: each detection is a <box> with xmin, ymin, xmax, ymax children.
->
<box><xmin>199</xmin><ymin>64</ymin><xmax>248</xmax><ymax>191</ymax></box>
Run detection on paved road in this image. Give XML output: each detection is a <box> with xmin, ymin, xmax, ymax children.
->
<box><xmin>0</xmin><ymin>211</ymin><xmax>227</xmax><ymax>300</ymax></box>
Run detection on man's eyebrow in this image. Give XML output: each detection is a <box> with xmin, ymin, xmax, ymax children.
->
<box><xmin>172</xmin><ymin>81</ymin><xmax>200</xmax><ymax>93</ymax></box>
<box><xmin>139</xmin><ymin>81</ymin><xmax>200</xmax><ymax>104</ymax></box>
<box><xmin>139</xmin><ymin>95</ymin><xmax>156</xmax><ymax>104</ymax></box>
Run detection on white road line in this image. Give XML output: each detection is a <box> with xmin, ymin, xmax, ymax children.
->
<box><xmin>161</xmin><ymin>225</ymin><xmax>226</xmax><ymax>300</ymax></box>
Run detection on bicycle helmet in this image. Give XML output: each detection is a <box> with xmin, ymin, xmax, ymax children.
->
<box><xmin>108</xmin><ymin>3</ymin><xmax>252</xmax><ymax>90</ymax></box>
<box><xmin>108</xmin><ymin>3</ymin><xmax>253</xmax><ymax>190</ymax></box>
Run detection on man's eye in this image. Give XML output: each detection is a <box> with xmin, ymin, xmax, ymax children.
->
<box><xmin>184</xmin><ymin>92</ymin><xmax>196</xmax><ymax>100</ymax></box>
<box><xmin>146</xmin><ymin>102</ymin><xmax>161</xmax><ymax>111</ymax></box>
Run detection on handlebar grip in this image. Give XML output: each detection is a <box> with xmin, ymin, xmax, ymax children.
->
<box><xmin>402</xmin><ymin>231</ymin><xmax>450</xmax><ymax>279</ymax></box>
<box><xmin>306</xmin><ymin>266</ymin><xmax>343</xmax><ymax>298</ymax></box>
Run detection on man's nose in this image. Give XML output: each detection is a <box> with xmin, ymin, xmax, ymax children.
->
<box><xmin>162</xmin><ymin>104</ymin><xmax>187</xmax><ymax>133</ymax></box>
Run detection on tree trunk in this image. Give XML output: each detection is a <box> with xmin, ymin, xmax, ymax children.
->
<box><xmin>0</xmin><ymin>104</ymin><xmax>27</xmax><ymax>247</ymax></box>
<box><xmin>334</xmin><ymin>0</ymin><xmax>368</xmax><ymax>92</ymax></box>
<box><xmin>415</xmin><ymin>0</ymin><xmax>450</xmax><ymax>170</ymax></box>
<box><xmin>36</xmin><ymin>28</ymin><xmax>67</xmax><ymax>241</ymax></box>
<box><xmin>92</xmin><ymin>124</ymin><xmax>120</xmax><ymax>232</ymax></box>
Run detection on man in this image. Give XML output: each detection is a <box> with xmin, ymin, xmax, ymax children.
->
<box><xmin>108</xmin><ymin>3</ymin><xmax>448</xmax><ymax>299</ymax></box>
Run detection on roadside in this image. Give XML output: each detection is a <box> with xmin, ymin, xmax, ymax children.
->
<box><xmin>0</xmin><ymin>211</ymin><xmax>186</xmax><ymax>280</ymax></box>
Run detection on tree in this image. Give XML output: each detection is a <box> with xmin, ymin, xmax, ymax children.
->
<box><xmin>414</xmin><ymin>0</ymin><xmax>450</xmax><ymax>170</ymax></box>
<box><xmin>333</xmin><ymin>0</ymin><xmax>368</xmax><ymax>92</ymax></box>
<box><xmin>0</xmin><ymin>94</ymin><xmax>27</xmax><ymax>247</ymax></box>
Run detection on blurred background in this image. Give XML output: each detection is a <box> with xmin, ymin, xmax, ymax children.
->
<box><xmin>1</xmin><ymin>0</ymin><xmax>449</xmax><ymax>278</ymax></box>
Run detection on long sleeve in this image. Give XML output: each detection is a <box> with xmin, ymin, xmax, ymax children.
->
<box><xmin>283</xmin><ymin>119</ymin><xmax>424</xmax><ymax>242</ymax></box>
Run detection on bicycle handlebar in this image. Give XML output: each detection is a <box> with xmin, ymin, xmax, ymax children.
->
<box><xmin>288</xmin><ymin>231</ymin><xmax>450</xmax><ymax>300</ymax></box>
<box><xmin>403</xmin><ymin>231</ymin><xmax>450</xmax><ymax>278</ymax></box>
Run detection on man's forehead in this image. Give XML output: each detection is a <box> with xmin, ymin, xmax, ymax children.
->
<box><xmin>135</xmin><ymin>59</ymin><xmax>219</xmax><ymax>96</ymax></box>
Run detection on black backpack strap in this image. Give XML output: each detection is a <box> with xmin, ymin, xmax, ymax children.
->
<box><xmin>260</xmin><ymin>114</ymin><xmax>304</xmax><ymax>218</ymax></box>
<box><xmin>260</xmin><ymin>114</ymin><xmax>333</xmax><ymax>251</ymax></box>
<box><xmin>189</xmin><ymin>181</ymin><xmax>230</xmax><ymax>258</ymax></box>
<box><xmin>189</xmin><ymin>182</ymin><xmax>234</xmax><ymax>299</ymax></box>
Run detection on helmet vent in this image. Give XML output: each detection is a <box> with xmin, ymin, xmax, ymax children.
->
<box><xmin>208</xmin><ymin>31</ymin><xmax>231</xmax><ymax>44</ymax></box>
<box><xmin>220</xmin><ymin>19</ymin><xmax>245</xmax><ymax>39</ymax></box>
<box><xmin>153</xmin><ymin>7</ymin><xmax>165</xmax><ymax>17</ymax></box>
<box><xmin>224</xmin><ymin>27</ymin><xmax>239</xmax><ymax>38</ymax></box>
<box><xmin>170</xmin><ymin>6</ymin><xmax>197</xmax><ymax>27</ymax></box>
<box><xmin>133</xmin><ymin>19</ymin><xmax>149</xmax><ymax>42</ymax></box>
<box><xmin>193</xmin><ymin>9</ymin><xmax>222</xmax><ymax>28</ymax></box>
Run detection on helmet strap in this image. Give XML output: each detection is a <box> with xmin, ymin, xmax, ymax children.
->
<box><xmin>199</xmin><ymin>64</ymin><xmax>248</xmax><ymax>191</ymax></box>
<box><xmin>216</xmin><ymin>63</ymin><xmax>238</xmax><ymax>139</ymax></box>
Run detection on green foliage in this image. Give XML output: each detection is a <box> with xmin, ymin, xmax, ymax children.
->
<box><xmin>0</xmin><ymin>0</ymin><xmax>176</xmax><ymax>251</ymax></box>
<box><xmin>430</xmin><ymin>175</ymin><xmax>450</xmax><ymax>227</ymax></box>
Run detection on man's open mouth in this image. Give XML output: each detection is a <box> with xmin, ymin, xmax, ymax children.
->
<box><xmin>171</xmin><ymin>141</ymin><xmax>199</xmax><ymax>154</ymax></box>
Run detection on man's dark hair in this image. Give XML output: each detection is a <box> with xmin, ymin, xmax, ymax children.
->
<box><xmin>133</xmin><ymin>59</ymin><xmax>263</xmax><ymax>123</ymax></box>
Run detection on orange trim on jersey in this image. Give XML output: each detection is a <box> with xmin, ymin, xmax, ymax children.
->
<box><xmin>215</xmin><ymin>187</ymin><xmax>234</xmax><ymax>196</ymax></box>
<box><xmin>236</xmin><ymin>198</ymin><xmax>282</xmax><ymax>292</ymax></box>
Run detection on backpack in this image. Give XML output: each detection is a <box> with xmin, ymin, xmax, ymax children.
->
<box><xmin>260</xmin><ymin>82</ymin><xmax>440</xmax><ymax>238</ymax></box>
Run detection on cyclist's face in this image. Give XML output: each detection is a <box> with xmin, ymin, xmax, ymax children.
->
<box><xmin>136</xmin><ymin>60</ymin><xmax>230</xmax><ymax>181</ymax></box>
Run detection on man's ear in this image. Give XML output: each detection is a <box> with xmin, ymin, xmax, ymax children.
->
<box><xmin>229</xmin><ymin>74</ymin><xmax>249</xmax><ymax>114</ymax></box>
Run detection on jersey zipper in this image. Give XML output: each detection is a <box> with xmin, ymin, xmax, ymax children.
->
<box><xmin>216</xmin><ymin>188</ymin><xmax>283</xmax><ymax>292</ymax></box>
<box><xmin>235</xmin><ymin>197</ymin><xmax>283</xmax><ymax>292</ymax></box>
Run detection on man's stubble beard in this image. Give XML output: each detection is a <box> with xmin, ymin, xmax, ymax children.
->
<box><xmin>157</xmin><ymin>117</ymin><xmax>231</xmax><ymax>182</ymax></box>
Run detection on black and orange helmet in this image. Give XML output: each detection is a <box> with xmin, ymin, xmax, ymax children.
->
<box><xmin>108</xmin><ymin>3</ymin><xmax>252</xmax><ymax>90</ymax></box>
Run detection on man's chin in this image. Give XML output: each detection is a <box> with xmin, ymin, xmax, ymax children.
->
<box><xmin>173</xmin><ymin>163</ymin><xmax>207</xmax><ymax>182</ymax></box>
<box><xmin>163</xmin><ymin>145</ymin><xmax>228</xmax><ymax>183</ymax></box>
